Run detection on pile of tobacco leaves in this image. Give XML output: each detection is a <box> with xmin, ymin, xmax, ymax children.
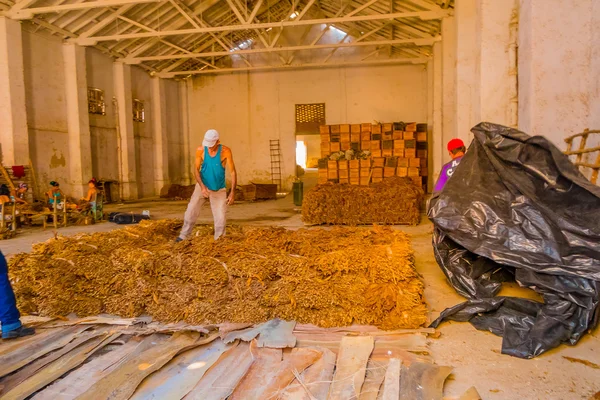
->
<box><xmin>10</xmin><ymin>220</ymin><xmax>428</xmax><ymax>329</ymax></box>
<box><xmin>302</xmin><ymin>177</ymin><xmax>424</xmax><ymax>226</ymax></box>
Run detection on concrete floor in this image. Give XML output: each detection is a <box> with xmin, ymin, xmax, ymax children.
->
<box><xmin>1</xmin><ymin>196</ymin><xmax>599</xmax><ymax>399</ymax></box>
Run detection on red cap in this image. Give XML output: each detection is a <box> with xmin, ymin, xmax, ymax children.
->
<box><xmin>447</xmin><ymin>138</ymin><xmax>465</xmax><ymax>152</ymax></box>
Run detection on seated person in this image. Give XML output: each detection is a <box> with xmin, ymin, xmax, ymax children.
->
<box><xmin>0</xmin><ymin>184</ymin><xmax>10</xmax><ymax>206</ymax></box>
<box><xmin>46</xmin><ymin>181</ymin><xmax>65</xmax><ymax>209</ymax></box>
<box><xmin>433</xmin><ymin>138</ymin><xmax>466</xmax><ymax>192</ymax></box>
<box><xmin>10</xmin><ymin>183</ymin><xmax>29</xmax><ymax>205</ymax></box>
<box><xmin>79</xmin><ymin>179</ymin><xmax>99</xmax><ymax>211</ymax></box>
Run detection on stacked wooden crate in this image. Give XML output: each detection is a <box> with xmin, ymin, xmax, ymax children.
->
<box><xmin>319</xmin><ymin>121</ymin><xmax>429</xmax><ymax>190</ymax></box>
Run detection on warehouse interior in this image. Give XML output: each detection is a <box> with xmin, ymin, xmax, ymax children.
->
<box><xmin>0</xmin><ymin>0</ymin><xmax>600</xmax><ymax>399</ymax></box>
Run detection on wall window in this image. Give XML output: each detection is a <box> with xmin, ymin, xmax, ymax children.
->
<box><xmin>133</xmin><ymin>99</ymin><xmax>145</xmax><ymax>122</ymax></box>
<box><xmin>295</xmin><ymin>103</ymin><xmax>326</xmax><ymax>134</ymax></box>
<box><xmin>88</xmin><ymin>88</ymin><xmax>106</xmax><ymax>115</ymax></box>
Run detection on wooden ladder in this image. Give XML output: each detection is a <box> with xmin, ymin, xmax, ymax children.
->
<box><xmin>565</xmin><ymin>129</ymin><xmax>600</xmax><ymax>184</ymax></box>
<box><xmin>269</xmin><ymin>140</ymin><xmax>283</xmax><ymax>191</ymax></box>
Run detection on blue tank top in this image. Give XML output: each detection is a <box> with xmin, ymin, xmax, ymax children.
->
<box><xmin>201</xmin><ymin>145</ymin><xmax>226</xmax><ymax>191</ymax></box>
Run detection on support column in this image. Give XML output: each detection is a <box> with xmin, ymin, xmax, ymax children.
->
<box><xmin>432</xmin><ymin>41</ymin><xmax>443</xmax><ymax>184</ymax></box>
<box><xmin>63</xmin><ymin>42</ymin><xmax>92</xmax><ymax>197</ymax></box>
<box><xmin>151</xmin><ymin>77</ymin><xmax>169</xmax><ymax>194</ymax></box>
<box><xmin>180</xmin><ymin>79</ymin><xmax>192</xmax><ymax>185</ymax></box>
<box><xmin>0</xmin><ymin>17</ymin><xmax>29</xmax><ymax>166</ymax></box>
<box><xmin>441</xmin><ymin>15</ymin><xmax>456</xmax><ymax>156</ymax></box>
<box><xmin>113</xmin><ymin>61</ymin><xmax>138</xmax><ymax>199</ymax></box>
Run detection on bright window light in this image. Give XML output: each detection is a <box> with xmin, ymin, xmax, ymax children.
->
<box><xmin>296</xmin><ymin>141</ymin><xmax>307</xmax><ymax>169</ymax></box>
<box><xmin>331</xmin><ymin>26</ymin><xmax>346</xmax><ymax>34</ymax></box>
<box><xmin>290</xmin><ymin>11</ymin><xmax>299</xmax><ymax>19</ymax></box>
<box><xmin>230</xmin><ymin>39</ymin><xmax>253</xmax><ymax>52</ymax></box>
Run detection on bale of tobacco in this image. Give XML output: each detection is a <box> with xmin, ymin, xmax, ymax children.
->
<box><xmin>302</xmin><ymin>177</ymin><xmax>424</xmax><ymax>226</ymax></box>
<box><xmin>9</xmin><ymin>220</ymin><xmax>427</xmax><ymax>329</ymax></box>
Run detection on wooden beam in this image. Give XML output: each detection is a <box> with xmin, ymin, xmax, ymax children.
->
<box><xmin>9</xmin><ymin>0</ymin><xmax>160</xmax><ymax>20</ymax></box>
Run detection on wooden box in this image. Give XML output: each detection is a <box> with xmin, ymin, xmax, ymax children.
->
<box><xmin>351</xmin><ymin>124</ymin><xmax>361</xmax><ymax>133</ymax></box>
<box><xmin>404</xmin><ymin>140</ymin><xmax>416</xmax><ymax>149</ymax></box>
<box><xmin>372</xmin><ymin>157</ymin><xmax>385</xmax><ymax>168</ymax></box>
<box><xmin>350</xmin><ymin>177</ymin><xmax>360</xmax><ymax>185</ymax></box>
<box><xmin>416</xmin><ymin>123</ymin><xmax>427</xmax><ymax>132</ymax></box>
<box><xmin>411</xmin><ymin>176</ymin><xmax>422</xmax><ymax>186</ymax></box>
<box><xmin>320</xmin><ymin>142</ymin><xmax>330</xmax><ymax>153</ymax></box>
<box><xmin>360</xmin><ymin>159</ymin><xmax>371</xmax><ymax>168</ymax></box>
<box><xmin>372</xmin><ymin>167</ymin><xmax>383</xmax><ymax>178</ymax></box>
<box><xmin>405</xmin><ymin>123</ymin><xmax>417</xmax><ymax>132</ymax></box>
<box><xmin>321</xmin><ymin>133</ymin><xmax>330</xmax><ymax>143</ymax></box>
<box><xmin>397</xmin><ymin>167</ymin><xmax>408</xmax><ymax>177</ymax></box>
<box><xmin>360</xmin><ymin>177</ymin><xmax>370</xmax><ymax>186</ymax></box>
<box><xmin>371</xmin><ymin>133</ymin><xmax>382</xmax><ymax>141</ymax></box>
<box><xmin>397</xmin><ymin>158</ymin><xmax>409</xmax><ymax>168</ymax></box>
<box><xmin>382</xmin><ymin>140</ymin><xmax>394</xmax><ymax>149</ymax></box>
<box><xmin>371</xmin><ymin>150</ymin><xmax>382</xmax><ymax>157</ymax></box>
<box><xmin>417</xmin><ymin>131</ymin><xmax>427</xmax><ymax>142</ymax></box>
<box><xmin>382</xmin><ymin>149</ymin><xmax>393</xmax><ymax>157</ymax></box>
<box><xmin>403</xmin><ymin>131</ymin><xmax>415</xmax><ymax>140</ymax></box>
<box><xmin>394</xmin><ymin>140</ymin><xmax>405</xmax><ymax>149</ymax></box>
<box><xmin>361</xmin><ymin>141</ymin><xmax>371</xmax><ymax>151</ymax></box>
<box><xmin>340</xmin><ymin>124</ymin><xmax>350</xmax><ymax>133</ymax></box>
<box><xmin>382</xmin><ymin>132</ymin><xmax>393</xmax><ymax>140</ymax></box>
<box><xmin>349</xmin><ymin>169</ymin><xmax>360</xmax><ymax>178</ymax></box>
<box><xmin>372</xmin><ymin>176</ymin><xmax>383</xmax><ymax>183</ymax></box>
<box><xmin>351</xmin><ymin>142</ymin><xmax>360</xmax><ymax>151</ymax></box>
<box><xmin>341</xmin><ymin>142</ymin><xmax>350</xmax><ymax>151</ymax></box>
<box><xmin>318</xmin><ymin>159</ymin><xmax>328</xmax><ymax>169</ymax></box>
<box><xmin>339</xmin><ymin>177</ymin><xmax>349</xmax><ymax>184</ymax></box>
<box><xmin>330</xmin><ymin>142</ymin><xmax>341</xmax><ymax>152</ymax></box>
<box><xmin>242</xmin><ymin>183</ymin><xmax>278</xmax><ymax>201</ymax></box>
<box><xmin>408</xmin><ymin>167</ymin><xmax>420</xmax><ymax>177</ymax></box>
<box><xmin>341</xmin><ymin>133</ymin><xmax>350</xmax><ymax>142</ymax></box>
<box><xmin>361</xmin><ymin>132</ymin><xmax>371</xmax><ymax>141</ymax></box>
<box><xmin>386</xmin><ymin>157</ymin><xmax>398</xmax><ymax>167</ymax></box>
<box><xmin>360</xmin><ymin>168</ymin><xmax>371</xmax><ymax>177</ymax></box>
<box><xmin>319</xmin><ymin>125</ymin><xmax>330</xmax><ymax>134</ymax></box>
<box><xmin>384</xmin><ymin>167</ymin><xmax>396</xmax><ymax>178</ymax></box>
<box><xmin>383</xmin><ymin>123</ymin><xmax>393</xmax><ymax>132</ymax></box>
<box><xmin>372</xmin><ymin>124</ymin><xmax>382</xmax><ymax>134</ymax></box>
<box><xmin>420</xmin><ymin>158</ymin><xmax>428</xmax><ymax>169</ymax></box>
<box><xmin>327</xmin><ymin>160</ymin><xmax>338</xmax><ymax>169</ymax></box>
<box><xmin>318</xmin><ymin>168</ymin><xmax>328</xmax><ymax>177</ymax></box>
<box><xmin>338</xmin><ymin>168</ymin><xmax>349</xmax><ymax>179</ymax></box>
<box><xmin>409</xmin><ymin>158</ymin><xmax>421</xmax><ymax>168</ymax></box>
<box><xmin>405</xmin><ymin>149</ymin><xmax>416</xmax><ymax>158</ymax></box>
<box><xmin>393</xmin><ymin>131</ymin><xmax>404</xmax><ymax>140</ymax></box>
<box><xmin>339</xmin><ymin>160</ymin><xmax>348</xmax><ymax>170</ymax></box>
<box><xmin>330</xmin><ymin>133</ymin><xmax>341</xmax><ymax>143</ymax></box>
<box><xmin>420</xmin><ymin>168</ymin><xmax>428</xmax><ymax>177</ymax></box>
<box><xmin>361</xmin><ymin>123</ymin><xmax>372</xmax><ymax>133</ymax></box>
<box><xmin>318</xmin><ymin>176</ymin><xmax>328</xmax><ymax>184</ymax></box>
<box><xmin>349</xmin><ymin>160</ymin><xmax>360</xmax><ymax>169</ymax></box>
<box><xmin>328</xmin><ymin>169</ymin><xmax>338</xmax><ymax>179</ymax></box>
<box><xmin>393</xmin><ymin>149</ymin><xmax>404</xmax><ymax>157</ymax></box>
<box><xmin>417</xmin><ymin>149</ymin><xmax>428</xmax><ymax>158</ymax></box>
<box><xmin>330</xmin><ymin>125</ymin><xmax>340</xmax><ymax>134</ymax></box>
<box><xmin>370</xmin><ymin>141</ymin><xmax>381</xmax><ymax>150</ymax></box>
<box><xmin>351</xmin><ymin>133</ymin><xmax>360</xmax><ymax>142</ymax></box>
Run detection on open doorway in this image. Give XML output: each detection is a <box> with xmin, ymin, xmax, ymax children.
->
<box><xmin>295</xmin><ymin>103</ymin><xmax>325</xmax><ymax>191</ymax></box>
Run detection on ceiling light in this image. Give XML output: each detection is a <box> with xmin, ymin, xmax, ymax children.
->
<box><xmin>290</xmin><ymin>11</ymin><xmax>298</xmax><ymax>19</ymax></box>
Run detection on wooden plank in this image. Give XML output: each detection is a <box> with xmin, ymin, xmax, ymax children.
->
<box><xmin>0</xmin><ymin>329</ymin><xmax>110</xmax><ymax>395</ymax></box>
<box><xmin>0</xmin><ymin>326</ymin><xmax>89</xmax><ymax>378</ymax></box>
<box><xmin>380</xmin><ymin>359</ymin><xmax>401</xmax><ymax>400</ymax></box>
<box><xmin>358</xmin><ymin>359</ymin><xmax>388</xmax><ymax>400</ymax></box>
<box><xmin>260</xmin><ymin>348</ymin><xmax>322</xmax><ymax>399</ymax></box>
<box><xmin>32</xmin><ymin>338</ymin><xmax>142</xmax><ymax>400</ymax></box>
<box><xmin>77</xmin><ymin>332</ymin><xmax>203</xmax><ymax>400</ymax></box>
<box><xmin>1</xmin><ymin>333</ymin><xmax>119</xmax><ymax>400</ymax></box>
<box><xmin>229</xmin><ymin>342</ymin><xmax>283</xmax><ymax>400</ymax></box>
<box><xmin>130</xmin><ymin>339</ymin><xmax>232</xmax><ymax>400</ymax></box>
<box><xmin>282</xmin><ymin>347</ymin><xmax>336</xmax><ymax>400</ymax></box>
<box><xmin>327</xmin><ymin>336</ymin><xmax>374</xmax><ymax>399</ymax></box>
<box><xmin>184</xmin><ymin>341</ymin><xmax>254</xmax><ymax>400</ymax></box>
<box><xmin>257</xmin><ymin>319</ymin><xmax>297</xmax><ymax>348</ymax></box>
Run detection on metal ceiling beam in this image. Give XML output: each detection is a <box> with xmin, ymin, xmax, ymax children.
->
<box><xmin>77</xmin><ymin>4</ymin><xmax>135</xmax><ymax>38</ymax></box>
<box><xmin>246</xmin><ymin>0</ymin><xmax>262</xmax><ymax>23</ymax></box>
<box><xmin>122</xmin><ymin>36</ymin><xmax>439</xmax><ymax>63</ymax></box>
<box><xmin>8</xmin><ymin>0</ymin><xmax>161</xmax><ymax>20</ymax></box>
<box><xmin>76</xmin><ymin>10</ymin><xmax>450</xmax><ymax>45</ymax></box>
<box><xmin>224</xmin><ymin>0</ymin><xmax>245</xmax><ymax>23</ymax></box>
<box><xmin>345</xmin><ymin>0</ymin><xmax>378</xmax><ymax>17</ymax></box>
<box><xmin>158</xmin><ymin>56</ymin><xmax>428</xmax><ymax>77</ymax></box>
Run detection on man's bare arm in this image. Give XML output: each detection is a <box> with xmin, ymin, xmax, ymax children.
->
<box><xmin>225</xmin><ymin>147</ymin><xmax>237</xmax><ymax>204</ymax></box>
<box><xmin>193</xmin><ymin>147</ymin><xmax>207</xmax><ymax>188</ymax></box>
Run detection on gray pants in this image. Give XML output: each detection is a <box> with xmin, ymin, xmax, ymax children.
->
<box><xmin>179</xmin><ymin>184</ymin><xmax>227</xmax><ymax>240</ymax></box>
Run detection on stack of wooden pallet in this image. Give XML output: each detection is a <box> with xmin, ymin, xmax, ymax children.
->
<box><xmin>319</xmin><ymin>122</ymin><xmax>429</xmax><ymax>190</ymax></box>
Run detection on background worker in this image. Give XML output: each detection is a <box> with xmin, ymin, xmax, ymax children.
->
<box><xmin>46</xmin><ymin>181</ymin><xmax>65</xmax><ymax>208</ymax></box>
<box><xmin>10</xmin><ymin>183</ymin><xmax>29</xmax><ymax>204</ymax></box>
<box><xmin>176</xmin><ymin>129</ymin><xmax>237</xmax><ymax>242</ymax></box>
<box><xmin>0</xmin><ymin>251</ymin><xmax>35</xmax><ymax>339</ymax></box>
<box><xmin>433</xmin><ymin>138</ymin><xmax>466</xmax><ymax>192</ymax></box>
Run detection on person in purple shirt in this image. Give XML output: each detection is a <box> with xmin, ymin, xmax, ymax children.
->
<box><xmin>434</xmin><ymin>138</ymin><xmax>466</xmax><ymax>192</ymax></box>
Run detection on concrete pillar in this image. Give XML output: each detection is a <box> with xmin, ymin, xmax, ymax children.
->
<box><xmin>63</xmin><ymin>43</ymin><xmax>92</xmax><ymax>197</ymax></box>
<box><xmin>0</xmin><ymin>17</ymin><xmax>29</xmax><ymax>166</ymax></box>
<box><xmin>180</xmin><ymin>79</ymin><xmax>192</xmax><ymax>185</ymax></box>
<box><xmin>441</xmin><ymin>16</ymin><xmax>457</xmax><ymax>156</ymax></box>
<box><xmin>113</xmin><ymin>61</ymin><xmax>138</xmax><ymax>199</ymax></box>
<box><xmin>431</xmin><ymin>42</ymin><xmax>443</xmax><ymax>184</ymax></box>
<box><xmin>151</xmin><ymin>77</ymin><xmax>169</xmax><ymax>194</ymax></box>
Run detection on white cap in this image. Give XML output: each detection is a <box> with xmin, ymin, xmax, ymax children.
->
<box><xmin>203</xmin><ymin>129</ymin><xmax>220</xmax><ymax>148</ymax></box>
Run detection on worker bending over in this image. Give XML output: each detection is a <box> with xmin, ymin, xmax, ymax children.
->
<box><xmin>176</xmin><ymin>129</ymin><xmax>237</xmax><ymax>242</ymax></box>
<box><xmin>10</xmin><ymin>183</ymin><xmax>29</xmax><ymax>204</ymax></box>
<box><xmin>434</xmin><ymin>138</ymin><xmax>466</xmax><ymax>192</ymax></box>
<box><xmin>0</xmin><ymin>251</ymin><xmax>35</xmax><ymax>339</ymax></box>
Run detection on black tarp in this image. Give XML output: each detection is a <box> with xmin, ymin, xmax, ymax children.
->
<box><xmin>428</xmin><ymin>122</ymin><xmax>600</xmax><ymax>359</ymax></box>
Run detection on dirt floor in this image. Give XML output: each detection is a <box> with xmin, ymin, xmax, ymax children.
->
<box><xmin>2</xmin><ymin>194</ymin><xmax>599</xmax><ymax>399</ymax></box>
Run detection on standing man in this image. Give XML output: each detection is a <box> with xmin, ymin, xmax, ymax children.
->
<box><xmin>433</xmin><ymin>138</ymin><xmax>466</xmax><ymax>192</ymax></box>
<box><xmin>1</xmin><ymin>251</ymin><xmax>35</xmax><ymax>339</ymax></box>
<box><xmin>176</xmin><ymin>129</ymin><xmax>237</xmax><ymax>242</ymax></box>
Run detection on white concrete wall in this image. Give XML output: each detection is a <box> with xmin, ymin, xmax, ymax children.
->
<box><xmin>17</xmin><ymin>23</ymin><xmax>186</xmax><ymax>199</ymax></box>
<box><xmin>187</xmin><ymin>64</ymin><xmax>428</xmax><ymax>190</ymax></box>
